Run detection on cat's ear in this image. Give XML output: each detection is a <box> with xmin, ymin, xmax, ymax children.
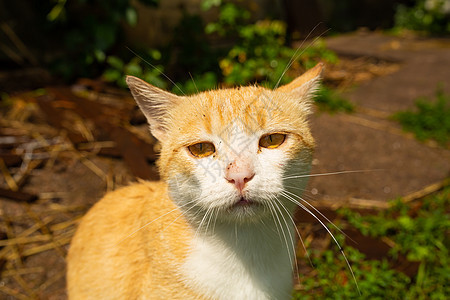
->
<box><xmin>126</xmin><ymin>76</ymin><xmax>180</xmax><ymax>141</ymax></box>
<box><xmin>276</xmin><ymin>62</ymin><xmax>323</xmax><ymax>112</ymax></box>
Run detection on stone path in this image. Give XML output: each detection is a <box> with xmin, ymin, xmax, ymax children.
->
<box><xmin>307</xmin><ymin>31</ymin><xmax>450</xmax><ymax>206</ymax></box>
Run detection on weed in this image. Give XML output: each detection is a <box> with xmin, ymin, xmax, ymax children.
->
<box><xmin>392</xmin><ymin>87</ymin><xmax>450</xmax><ymax>147</ymax></box>
<box><xmin>314</xmin><ymin>87</ymin><xmax>355</xmax><ymax>113</ymax></box>
<box><xmin>295</xmin><ymin>246</ymin><xmax>410</xmax><ymax>299</ymax></box>
<box><xmin>328</xmin><ymin>185</ymin><xmax>450</xmax><ymax>299</ymax></box>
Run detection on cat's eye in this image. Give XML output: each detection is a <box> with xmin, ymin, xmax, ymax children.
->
<box><xmin>188</xmin><ymin>142</ymin><xmax>215</xmax><ymax>158</ymax></box>
<box><xmin>259</xmin><ymin>133</ymin><xmax>286</xmax><ymax>149</ymax></box>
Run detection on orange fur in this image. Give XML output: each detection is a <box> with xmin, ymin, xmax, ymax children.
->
<box><xmin>67</xmin><ymin>181</ymin><xmax>207</xmax><ymax>299</ymax></box>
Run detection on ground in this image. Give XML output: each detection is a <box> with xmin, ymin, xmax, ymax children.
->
<box><xmin>0</xmin><ymin>31</ymin><xmax>449</xmax><ymax>299</ymax></box>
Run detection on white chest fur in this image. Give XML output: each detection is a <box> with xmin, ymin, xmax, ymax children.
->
<box><xmin>181</xmin><ymin>218</ymin><xmax>295</xmax><ymax>300</ymax></box>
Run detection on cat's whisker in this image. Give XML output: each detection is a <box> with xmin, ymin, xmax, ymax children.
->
<box><xmin>283</xmin><ymin>169</ymin><xmax>380</xmax><ymax>180</ymax></box>
<box><xmin>204</xmin><ymin>205</ymin><xmax>217</xmax><ymax>234</ymax></box>
<box><xmin>194</xmin><ymin>204</ymin><xmax>215</xmax><ymax>239</ymax></box>
<box><xmin>189</xmin><ymin>72</ymin><xmax>200</xmax><ymax>94</ymax></box>
<box><xmin>126</xmin><ymin>47</ymin><xmax>186</xmax><ymax>96</ymax></box>
<box><xmin>274</xmin><ymin>22</ymin><xmax>328</xmax><ymax>89</ymax></box>
<box><xmin>284</xmin><ymin>185</ymin><xmax>308</xmax><ymax>192</ymax></box>
<box><xmin>273</xmin><ymin>198</ymin><xmax>307</xmax><ymax>280</ymax></box>
<box><xmin>212</xmin><ymin>207</ymin><xmax>220</xmax><ymax>233</ymax></box>
<box><xmin>267</xmin><ymin>201</ymin><xmax>282</xmax><ymax>242</ymax></box>
<box><xmin>283</xmin><ymin>190</ymin><xmax>354</xmax><ymax>243</ymax></box>
<box><xmin>281</xmin><ymin>191</ymin><xmax>361</xmax><ymax>295</ymax></box>
<box><xmin>267</xmin><ymin>200</ymin><xmax>295</xmax><ymax>273</ymax></box>
<box><xmin>274</xmin><ymin>198</ymin><xmax>313</xmax><ymax>267</ymax></box>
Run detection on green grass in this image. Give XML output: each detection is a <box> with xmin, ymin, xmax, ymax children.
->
<box><xmin>392</xmin><ymin>88</ymin><xmax>450</xmax><ymax>147</ymax></box>
<box><xmin>314</xmin><ymin>87</ymin><xmax>355</xmax><ymax>113</ymax></box>
<box><xmin>294</xmin><ymin>184</ymin><xmax>449</xmax><ymax>299</ymax></box>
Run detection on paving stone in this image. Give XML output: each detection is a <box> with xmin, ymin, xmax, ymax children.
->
<box><xmin>326</xmin><ymin>31</ymin><xmax>450</xmax><ymax>113</ymax></box>
<box><xmin>307</xmin><ymin>113</ymin><xmax>450</xmax><ymax>202</ymax></box>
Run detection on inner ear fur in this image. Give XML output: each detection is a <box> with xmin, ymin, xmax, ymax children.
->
<box><xmin>126</xmin><ymin>76</ymin><xmax>180</xmax><ymax>141</ymax></box>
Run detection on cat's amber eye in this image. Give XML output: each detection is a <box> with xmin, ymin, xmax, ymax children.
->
<box><xmin>259</xmin><ymin>133</ymin><xmax>286</xmax><ymax>149</ymax></box>
<box><xmin>188</xmin><ymin>142</ymin><xmax>215</xmax><ymax>158</ymax></box>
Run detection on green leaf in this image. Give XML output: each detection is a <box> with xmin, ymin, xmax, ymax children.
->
<box><xmin>126</xmin><ymin>7</ymin><xmax>138</xmax><ymax>26</ymax></box>
<box><xmin>106</xmin><ymin>56</ymin><xmax>124</xmax><ymax>70</ymax></box>
<box><xmin>102</xmin><ymin>69</ymin><xmax>122</xmax><ymax>82</ymax></box>
<box><xmin>201</xmin><ymin>0</ymin><xmax>222</xmax><ymax>11</ymax></box>
<box><xmin>47</xmin><ymin>0</ymin><xmax>67</xmax><ymax>21</ymax></box>
<box><xmin>125</xmin><ymin>63</ymin><xmax>143</xmax><ymax>76</ymax></box>
<box><xmin>398</xmin><ymin>216</ymin><xmax>414</xmax><ymax>230</ymax></box>
<box><xmin>94</xmin><ymin>49</ymin><xmax>106</xmax><ymax>62</ymax></box>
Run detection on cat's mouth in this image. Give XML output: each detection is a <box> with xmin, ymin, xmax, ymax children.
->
<box><xmin>231</xmin><ymin>196</ymin><xmax>259</xmax><ymax>208</ymax></box>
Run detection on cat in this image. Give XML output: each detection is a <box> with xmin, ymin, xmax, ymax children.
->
<box><xmin>66</xmin><ymin>62</ymin><xmax>323</xmax><ymax>299</ymax></box>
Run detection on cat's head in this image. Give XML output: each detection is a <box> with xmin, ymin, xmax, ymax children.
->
<box><xmin>127</xmin><ymin>63</ymin><xmax>322</xmax><ymax>224</ymax></box>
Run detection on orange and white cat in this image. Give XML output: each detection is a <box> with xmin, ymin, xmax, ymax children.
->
<box><xmin>66</xmin><ymin>63</ymin><xmax>323</xmax><ymax>299</ymax></box>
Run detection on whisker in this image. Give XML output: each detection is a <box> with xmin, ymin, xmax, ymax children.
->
<box><xmin>267</xmin><ymin>201</ymin><xmax>282</xmax><ymax>240</ymax></box>
<box><xmin>275</xmin><ymin>198</ymin><xmax>313</xmax><ymax>267</ymax></box>
<box><xmin>283</xmin><ymin>169</ymin><xmax>381</xmax><ymax>180</ymax></box>
<box><xmin>194</xmin><ymin>204</ymin><xmax>213</xmax><ymax>239</ymax></box>
<box><xmin>273</xmin><ymin>199</ymin><xmax>297</xmax><ymax>259</ymax></box>
<box><xmin>284</xmin><ymin>185</ymin><xmax>307</xmax><ymax>192</ymax></box>
<box><xmin>204</xmin><ymin>205</ymin><xmax>216</xmax><ymax>234</ymax></box>
<box><xmin>212</xmin><ymin>207</ymin><xmax>220</xmax><ymax>233</ymax></box>
<box><xmin>281</xmin><ymin>191</ymin><xmax>361</xmax><ymax>295</ymax></box>
<box><xmin>189</xmin><ymin>72</ymin><xmax>199</xmax><ymax>94</ymax></box>
<box><xmin>274</xmin><ymin>198</ymin><xmax>311</xmax><ymax>279</ymax></box>
<box><xmin>126</xmin><ymin>47</ymin><xmax>186</xmax><ymax>96</ymax></box>
<box><xmin>283</xmin><ymin>190</ymin><xmax>355</xmax><ymax>243</ymax></box>
<box><xmin>192</xmin><ymin>202</ymin><xmax>224</xmax><ymax>239</ymax></box>
<box><xmin>268</xmin><ymin>200</ymin><xmax>295</xmax><ymax>272</ymax></box>
<box><xmin>274</xmin><ymin>23</ymin><xmax>328</xmax><ymax>89</ymax></box>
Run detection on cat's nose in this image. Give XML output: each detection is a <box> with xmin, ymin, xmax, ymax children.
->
<box><xmin>225</xmin><ymin>161</ymin><xmax>255</xmax><ymax>192</ymax></box>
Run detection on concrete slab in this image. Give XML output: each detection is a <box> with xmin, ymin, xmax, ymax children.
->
<box><xmin>326</xmin><ymin>31</ymin><xmax>450</xmax><ymax>113</ymax></box>
<box><xmin>307</xmin><ymin>113</ymin><xmax>450</xmax><ymax>202</ymax></box>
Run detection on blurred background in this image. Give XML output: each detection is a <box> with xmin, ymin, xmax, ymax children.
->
<box><xmin>0</xmin><ymin>0</ymin><xmax>449</xmax><ymax>299</ymax></box>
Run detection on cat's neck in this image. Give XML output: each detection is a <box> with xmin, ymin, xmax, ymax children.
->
<box><xmin>181</xmin><ymin>204</ymin><xmax>296</xmax><ymax>300</ymax></box>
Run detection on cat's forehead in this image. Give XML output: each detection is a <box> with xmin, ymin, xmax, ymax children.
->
<box><xmin>202</xmin><ymin>87</ymin><xmax>272</xmax><ymax>128</ymax></box>
<box><xmin>175</xmin><ymin>86</ymin><xmax>296</xmax><ymax>135</ymax></box>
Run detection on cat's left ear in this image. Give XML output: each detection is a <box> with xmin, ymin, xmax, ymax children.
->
<box><xmin>126</xmin><ymin>76</ymin><xmax>180</xmax><ymax>141</ymax></box>
<box><xmin>276</xmin><ymin>62</ymin><xmax>323</xmax><ymax>111</ymax></box>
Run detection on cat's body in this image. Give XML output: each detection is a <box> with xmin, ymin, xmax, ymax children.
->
<box><xmin>67</xmin><ymin>63</ymin><xmax>323</xmax><ymax>299</ymax></box>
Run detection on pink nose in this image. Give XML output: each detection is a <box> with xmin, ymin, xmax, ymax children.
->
<box><xmin>225</xmin><ymin>160</ymin><xmax>255</xmax><ymax>192</ymax></box>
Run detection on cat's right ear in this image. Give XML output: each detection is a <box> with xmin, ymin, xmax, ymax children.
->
<box><xmin>126</xmin><ymin>76</ymin><xmax>180</xmax><ymax>141</ymax></box>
